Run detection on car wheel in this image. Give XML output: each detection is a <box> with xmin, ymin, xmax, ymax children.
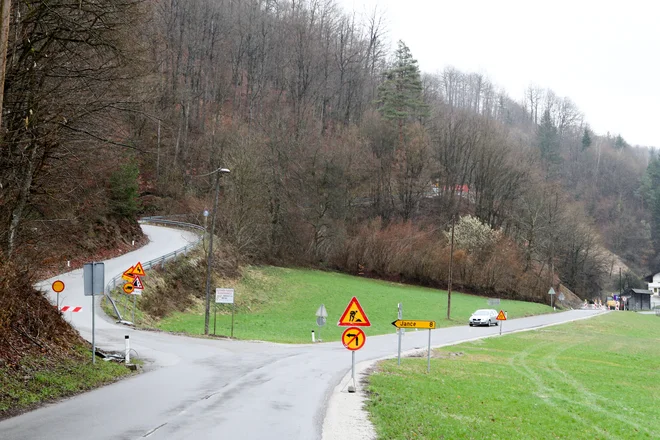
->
<box><xmin>469</xmin><ymin>323</ymin><xmax>473</xmax><ymax>327</ymax></box>
<box><xmin>488</xmin><ymin>319</ymin><xmax>492</xmax><ymax>326</ymax></box>
<box><xmin>495</xmin><ymin>321</ymin><xmax>499</xmax><ymax>326</ymax></box>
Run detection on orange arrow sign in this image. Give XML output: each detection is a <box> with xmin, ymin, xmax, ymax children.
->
<box><xmin>341</xmin><ymin>327</ymin><xmax>366</xmax><ymax>351</ymax></box>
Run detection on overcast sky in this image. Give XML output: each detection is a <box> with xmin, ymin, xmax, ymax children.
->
<box><xmin>337</xmin><ymin>0</ymin><xmax>658</xmax><ymax>147</ymax></box>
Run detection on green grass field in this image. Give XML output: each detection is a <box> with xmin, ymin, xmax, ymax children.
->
<box><xmin>154</xmin><ymin>266</ymin><xmax>552</xmax><ymax>343</ymax></box>
<box><xmin>366</xmin><ymin>312</ymin><xmax>660</xmax><ymax>439</ymax></box>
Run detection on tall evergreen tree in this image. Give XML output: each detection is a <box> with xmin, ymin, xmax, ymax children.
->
<box><xmin>376</xmin><ymin>40</ymin><xmax>428</xmax><ymax>145</ymax></box>
<box><xmin>642</xmin><ymin>150</ymin><xmax>660</xmax><ymax>266</ymax></box>
<box><xmin>581</xmin><ymin>126</ymin><xmax>592</xmax><ymax>151</ymax></box>
<box><xmin>537</xmin><ymin>109</ymin><xmax>560</xmax><ymax>164</ymax></box>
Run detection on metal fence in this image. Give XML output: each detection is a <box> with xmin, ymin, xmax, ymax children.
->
<box><xmin>104</xmin><ymin>217</ymin><xmax>205</xmax><ymax>322</ymax></box>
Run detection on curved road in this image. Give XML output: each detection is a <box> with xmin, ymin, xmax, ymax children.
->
<box><xmin>0</xmin><ymin>225</ymin><xmax>605</xmax><ymax>440</ymax></box>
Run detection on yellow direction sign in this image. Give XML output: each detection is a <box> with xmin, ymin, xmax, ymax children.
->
<box><xmin>52</xmin><ymin>280</ymin><xmax>65</xmax><ymax>293</ymax></box>
<box><xmin>341</xmin><ymin>327</ymin><xmax>366</xmax><ymax>351</ymax></box>
<box><xmin>131</xmin><ymin>262</ymin><xmax>146</xmax><ymax>276</ymax></box>
<box><xmin>338</xmin><ymin>297</ymin><xmax>371</xmax><ymax>327</ymax></box>
<box><xmin>123</xmin><ymin>283</ymin><xmax>134</xmax><ymax>294</ymax></box>
<box><xmin>496</xmin><ymin>310</ymin><xmax>507</xmax><ymax>321</ymax></box>
<box><xmin>391</xmin><ymin>319</ymin><xmax>436</xmax><ymax>329</ymax></box>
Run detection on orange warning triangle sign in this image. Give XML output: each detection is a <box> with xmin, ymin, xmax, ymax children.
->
<box><xmin>338</xmin><ymin>297</ymin><xmax>371</xmax><ymax>327</ymax></box>
<box><xmin>132</xmin><ymin>276</ymin><xmax>144</xmax><ymax>289</ymax></box>
<box><xmin>496</xmin><ymin>310</ymin><xmax>506</xmax><ymax>321</ymax></box>
<box><xmin>131</xmin><ymin>262</ymin><xmax>146</xmax><ymax>276</ymax></box>
<box><xmin>123</xmin><ymin>266</ymin><xmax>135</xmax><ymax>280</ymax></box>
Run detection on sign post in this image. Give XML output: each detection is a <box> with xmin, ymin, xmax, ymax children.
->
<box><xmin>496</xmin><ymin>310</ymin><xmax>507</xmax><ymax>335</ymax></box>
<box><xmin>52</xmin><ymin>280</ymin><xmax>65</xmax><ymax>310</ymax></box>
<box><xmin>315</xmin><ymin>304</ymin><xmax>328</xmax><ymax>342</ymax></box>
<box><xmin>83</xmin><ymin>262</ymin><xmax>104</xmax><ymax>364</ymax></box>
<box><xmin>397</xmin><ymin>303</ymin><xmax>402</xmax><ymax>365</ymax></box>
<box><xmin>338</xmin><ymin>297</ymin><xmax>370</xmax><ymax>392</ymax></box>
<box><xmin>391</xmin><ymin>319</ymin><xmax>436</xmax><ymax>372</ymax></box>
<box><xmin>215</xmin><ymin>288</ymin><xmax>235</xmax><ymax>337</ymax></box>
<box><xmin>548</xmin><ymin>287</ymin><xmax>556</xmax><ymax>309</ymax></box>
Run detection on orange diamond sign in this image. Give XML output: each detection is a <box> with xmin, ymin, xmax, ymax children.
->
<box><xmin>338</xmin><ymin>297</ymin><xmax>370</xmax><ymax>327</ymax></box>
<box><xmin>496</xmin><ymin>310</ymin><xmax>507</xmax><ymax>321</ymax></box>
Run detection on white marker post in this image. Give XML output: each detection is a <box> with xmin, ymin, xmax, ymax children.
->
<box><xmin>125</xmin><ymin>335</ymin><xmax>130</xmax><ymax>364</ymax></box>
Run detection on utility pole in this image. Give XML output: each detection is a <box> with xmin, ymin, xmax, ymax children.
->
<box><xmin>204</xmin><ymin>167</ymin><xmax>230</xmax><ymax>335</ymax></box>
<box><xmin>0</xmin><ymin>0</ymin><xmax>11</xmax><ymax>130</ymax></box>
<box><xmin>447</xmin><ymin>214</ymin><xmax>455</xmax><ymax>320</ymax></box>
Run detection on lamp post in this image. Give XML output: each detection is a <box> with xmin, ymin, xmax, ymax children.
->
<box><xmin>204</xmin><ymin>167</ymin><xmax>230</xmax><ymax>335</ymax></box>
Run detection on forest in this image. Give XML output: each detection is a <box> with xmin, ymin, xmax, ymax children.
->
<box><xmin>1</xmin><ymin>0</ymin><xmax>658</xmax><ymax>306</ymax></box>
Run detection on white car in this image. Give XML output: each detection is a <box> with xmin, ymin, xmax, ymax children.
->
<box><xmin>468</xmin><ymin>309</ymin><xmax>499</xmax><ymax>326</ymax></box>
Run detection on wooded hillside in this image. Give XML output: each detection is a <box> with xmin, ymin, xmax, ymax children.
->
<box><xmin>1</xmin><ymin>0</ymin><xmax>655</xmax><ymax>302</ymax></box>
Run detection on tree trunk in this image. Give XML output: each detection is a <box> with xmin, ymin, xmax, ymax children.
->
<box><xmin>0</xmin><ymin>0</ymin><xmax>11</xmax><ymax>130</ymax></box>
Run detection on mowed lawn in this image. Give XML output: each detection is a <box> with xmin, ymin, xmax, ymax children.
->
<box><xmin>366</xmin><ymin>312</ymin><xmax>660</xmax><ymax>439</ymax></box>
<box><xmin>156</xmin><ymin>266</ymin><xmax>551</xmax><ymax>343</ymax></box>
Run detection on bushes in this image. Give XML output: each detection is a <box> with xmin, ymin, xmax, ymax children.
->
<box><xmin>330</xmin><ymin>218</ymin><xmax>547</xmax><ymax>303</ymax></box>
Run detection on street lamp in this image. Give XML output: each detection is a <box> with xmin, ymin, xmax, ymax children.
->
<box><xmin>204</xmin><ymin>167</ymin><xmax>230</xmax><ymax>335</ymax></box>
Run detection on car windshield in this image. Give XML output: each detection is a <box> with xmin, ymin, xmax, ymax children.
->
<box><xmin>474</xmin><ymin>310</ymin><xmax>491</xmax><ymax>315</ymax></box>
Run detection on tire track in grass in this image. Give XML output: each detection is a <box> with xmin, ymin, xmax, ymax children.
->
<box><xmin>508</xmin><ymin>342</ymin><xmax>617</xmax><ymax>440</ymax></box>
<box><xmin>541</xmin><ymin>341</ymin><xmax>654</xmax><ymax>437</ymax></box>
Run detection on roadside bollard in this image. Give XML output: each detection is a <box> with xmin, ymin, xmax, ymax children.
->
<box><xmin>311</xmin><ymin>330</ymin><xmax>316</xmax><ymax>343</ymax></box>
<box><xmin>125</xmin><ymin>335</ymin><xmax>130</xmax><ymax>364</ymax></box>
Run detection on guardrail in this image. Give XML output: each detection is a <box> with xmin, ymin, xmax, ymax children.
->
<box><xmin>104</xmin><ymin>217</ymin><xmax>205</xmax><ymax>321</ymax></box>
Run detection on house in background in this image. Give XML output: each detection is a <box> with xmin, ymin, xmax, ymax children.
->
<box><xmin>643</xmin><ymin>272</ymin><xmax>660</xmax><ymax>295</ymax></box>
<box><xmin>622</xmin><ymin>288</ymin><xmax>652</xmax><ymax>311</ymax></box>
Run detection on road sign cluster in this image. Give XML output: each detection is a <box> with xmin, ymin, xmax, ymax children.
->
<box><xmin>338</xmin><ymin>297</ymin><xmax>371</xmax><ymax>352</ymax></box>
<box><xmin>122</xmin><ymin>262</ymin><xmax>146</xmax><ymax>295</ymax></box>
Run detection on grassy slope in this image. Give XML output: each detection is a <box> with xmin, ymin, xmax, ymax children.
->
<box><xmin>152</xmin><ymin>266</ymin><xmax>552</xmax><ymax>343</ymax></box>
<box><xmin>366</xmin><ymin>312</ymin><xmax>660</xmax><ymax>439</ymax></box>
<box><xmin>0</xmin><ymin>345</ymin><xmax>131</xmax><ymax>418</ymax></box>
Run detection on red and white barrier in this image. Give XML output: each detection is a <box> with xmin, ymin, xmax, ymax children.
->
<box><xmin>60</xmin><ymin>306</ymin><xmax>82</xmax><ymax>312</ymax></box>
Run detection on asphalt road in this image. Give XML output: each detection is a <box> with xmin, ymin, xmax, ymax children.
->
<box><xmin>0</xmin><ymin>225</ymin><xmax>605</xmax><ymax>440</ymax></box>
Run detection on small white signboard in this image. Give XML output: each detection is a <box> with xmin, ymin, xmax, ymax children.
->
<box><xmin>215</xmin><ymin>288</ymin><xmax>235</xmax><ymax>304</ymax></box>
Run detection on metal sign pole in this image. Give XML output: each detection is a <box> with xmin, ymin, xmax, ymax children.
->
<box><xmin>397</xmin><ymin>303</ymin><xmax>402</xmax><ymax>366</ymax></box>
<box><xmin>349</xmin><ymin>350</ymin><xmax>356</xmax><ymax>393</ymax></box>
<box><xmin>213</xmin><ymin>303</ymin><xmax>217</xmax><ymax>335</ymax></box>
<box><xmin>231</xmin><ymin>301</ymin><xmax>235</xmax><ymax>338</ymax></box>
<box><xmin>132</xmin><ymin>293</ymin><xmax>136</xmax><ymax>324</ymax></box>
<box><xmin>92</xmin><ymin>261</ymin><xmax>96</xmax><ymax>364</ymax></box>
<box><xmin>499</xmin><ymin>319</ymin><xmax>502</xmax><ymax>336</ymax></box>
<box><xmin>427</xmin><ymin>329</ymin><xmax>431</xmax><ymax>373</ymax></box>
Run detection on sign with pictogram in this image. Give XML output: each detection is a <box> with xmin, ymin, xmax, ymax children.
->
<box><xmin>131</xmin><ymin>262</ymin><xmax>146</xmax><ymax>276</ymax></box>
<box><xmin>132</xmin><ymin>276</ymin><xmax>144</xmax><ymax>290</ymax></box>
<box><xmin>341</xmin><ymin>327</ymin><xmax>366</xmax><ymax>351</ymax></box>
<box><xmin>496</xmin><ymin>310</ymin><xmax>506</xmax><ymax>321</ymax></box>
<box><xmin>123</xmin><ymin>283</ymin><xmax>134</xmax><ymax>294</ymax></box>
<box><xmin>122</xmin><ymin>266</ymin><xmax>135</xmax><ymax>282</ymax></box>
<box><xmin>52</xmin><ymin>280</ymin><xmax>65</xmax><ymax>293</ymax></box>
<box><xmin>391</xmin><ymin>319</ymin><xmax>435</xmax><ymax>329</ymax></box>
<box><xmin>338</xmin><ymin>296</ymin><xmax>371</xmax><ymax>327</ymax></box>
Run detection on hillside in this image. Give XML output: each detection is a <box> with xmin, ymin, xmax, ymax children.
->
<box><xmin>0</xmin><ymin>0</ymin><xmax>656</xmax><ymax>359</ymax></box>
